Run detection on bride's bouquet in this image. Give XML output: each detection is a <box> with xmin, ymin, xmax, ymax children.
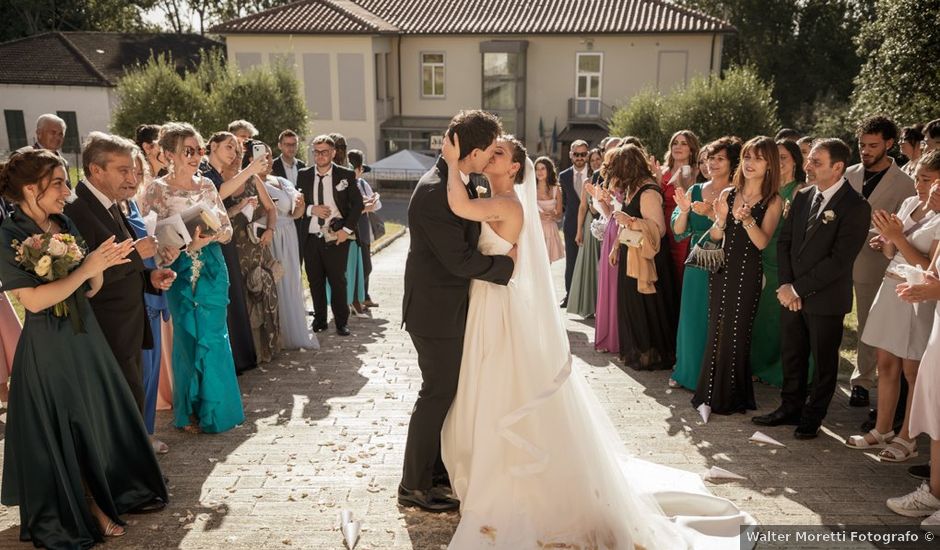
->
<box><xmin>12</xmin><ymin>232</ymin><xmax>85</xmax><ymax>321</ymax></box>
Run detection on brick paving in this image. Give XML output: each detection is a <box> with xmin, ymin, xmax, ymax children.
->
<box><xmin>0</xmin><ymin>232</ymin><xmax>928</xmax><ymax>549</ymax></box>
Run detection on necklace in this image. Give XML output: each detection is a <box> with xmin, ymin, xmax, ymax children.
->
<box><xmin>863</xmin><ymin>166</ymin><xmax>889</xmax><ymax>189</ymax></box>
<box><xmin>40</xmin><ymin>218</ymin><xmax>53</xmax><ymax>233</ymax></box>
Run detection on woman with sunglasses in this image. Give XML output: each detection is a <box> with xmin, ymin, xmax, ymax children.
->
<box><xmin>140</xmin><ymin>122</ymin><xmax>245</xmax><ymax>434</ymax></box>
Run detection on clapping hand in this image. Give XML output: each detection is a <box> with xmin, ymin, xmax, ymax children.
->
<box><xmin>150</xmin><ymin>268</ymin><xmax>177</xmax><ymax>291</ymax></box>
<box><xmin>869</xmin><ymin>235</ymin><xmax>885</xmax><ymax>251</ymax></box>
<box><xmin>84</xmin><ymin>236</ymin><xmax>134</xmax><ymax>276</ymax></box>
<box><xmin>134</xmin><ymin>235</ymin><xmax>158</xmax><ymax>260</ymax></box>
<box><xmin>733</xmin><ymin>201</ymin><xmax>752</xmax><ymax>223</ymax></box>
<box><xmin>157</xmin><ymin>245</ymin><xmax>181</xmax><ymax>266</ymax></box>
<box><xmin>674</xmin><ymin>187</ymin><xmax>692</xmax><ymax>213</ymax></box>
<box><xmin>872</xmin><ymin>210</ymin><xmax>904</xmax><ymax>243</ymax></box>
<box><xmin>898</xmin><ymin>273</ymin><xmax>940</xmax><ymax>303</ymax></box>
<box><xmin>691</xmin><ymin>201</ymin><xmax>713</xmax><ymax>217</ymax></box>
<box><xmin>713</xmin><ymin>195</ymin><xmax>729</xmax><ymax>222</ymax></box>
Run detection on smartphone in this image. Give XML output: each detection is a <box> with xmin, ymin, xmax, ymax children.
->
<box><xmin>253</xmin><ymin>142</ymin><xmax>266</xmax><ymax>161</ymax></box>
<box><xmin>681</xmin><ymin>165</ymin><xmax>692</xmax><ymax>179</ymax></box>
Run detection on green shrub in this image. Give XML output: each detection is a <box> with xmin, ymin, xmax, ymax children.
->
<box><xmin>111</xmin><ymin>50</ymin><xmax>309</xmax><ymax>146</ymax></box>
<box><xmin>610</xmin><ymin>66</ymin><xmax>779</xmax><ymax>157</ymax></box>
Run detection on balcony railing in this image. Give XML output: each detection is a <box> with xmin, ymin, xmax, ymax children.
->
<box><xmin>567</xmin><ymin>98</ymin><xmax>613</xmax><ymax>125</ymax></box>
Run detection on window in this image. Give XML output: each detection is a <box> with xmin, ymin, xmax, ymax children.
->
<box><xmin>480</xmin><ymin>41</ymin><xmax>527</xmax><ymax>139</ymax></box>
<box><xmin>421</xmin><ymin>52</ymin><xmax>445</xmax><ymax>98</ymax></box>
<box><xmin>4</xmin><ymin>110</ymin><xmax>27</xmax><ymax>150</ymax></box>
<box><xmin>56</xmin><ymin>111</ymin><xmax>80</xmax><ymax>154</ymax></box>
<box><xmin>575</xmin><ymin>53</ymin><xmax>603</xmax><ymax>117</ymax></box>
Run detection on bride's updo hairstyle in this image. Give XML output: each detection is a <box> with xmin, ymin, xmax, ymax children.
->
<box><xmin>0</xmin><ymin>148</ymin><xmax>65</xmax><ymax>204</ymax></box>
<box><xmin>603</xmin><ymin>144</ymin><xmax>656</xmax><ymax>195</ymax></box>
<box><xmin>501</xmin><ymin>134</ymin><xmax>528</xmax><ymax>184</ymax></box>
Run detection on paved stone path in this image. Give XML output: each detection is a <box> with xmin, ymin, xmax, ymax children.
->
<box><xmin>0</xmin><ymin>232</ymin><xmax>927</xmax><ymax>549</ymax></box>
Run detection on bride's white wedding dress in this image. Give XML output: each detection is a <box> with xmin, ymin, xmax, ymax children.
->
<box><xmin>441</xmin><ymin>160</ymin><xmax>756</xmax><ymax>549</ymax></box>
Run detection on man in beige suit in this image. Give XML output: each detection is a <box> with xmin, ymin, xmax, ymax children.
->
<box><xmin>846</xmin><ymin>116</ymin><xmax>914</xmax><ymax>407</ymax></box>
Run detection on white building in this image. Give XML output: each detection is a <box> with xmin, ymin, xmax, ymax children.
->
<box><xmin>0</xmin><ymin>32</ymin><xmax>222</xmax><ymax>159</ymax></box>
<box><xmin>212</xmin><ymin>0</ymin><xmax>733</xmax><ymax>162</ymax></box>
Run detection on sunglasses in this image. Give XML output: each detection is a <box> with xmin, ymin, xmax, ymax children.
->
<box><xmin>182</xmin><ymin>146</ymin><xmax>205</xmax><ymax>159</ymax></box>
<box><xmin>572</xmin><ymin>152</ymin><xmax>588</xmax><ymax>158</ymax></box>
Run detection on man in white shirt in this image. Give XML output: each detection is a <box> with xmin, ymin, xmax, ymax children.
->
<box><xmin>297</xmin><ymin>135</ymin><xmax>364</xmax><ymax>336</ymax></box>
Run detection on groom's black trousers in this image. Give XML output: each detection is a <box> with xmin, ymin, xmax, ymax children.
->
<box><xmin>402</xmin><ymin>333</ymin><xmax>463</xmax><ymax>490</ymax></box>
<box><xmin>780</xmin><ymin>308</ymin><xmax>844</xmax><ymax>426</ymax></box>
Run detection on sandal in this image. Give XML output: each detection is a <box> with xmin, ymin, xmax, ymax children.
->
<box><xmin>879</xmin><ymin>438</ymin><xmax>919</xmax><ymax>462</ymax></box>
<box><xmin>844</xmin><ymin>428</ymin><xmax>895</xmax><ymax>449</ymax></box>
<box><xmin>100</xmin><ymin>519</ymin><xmax>126</xmax><ymax>537</ymax></box>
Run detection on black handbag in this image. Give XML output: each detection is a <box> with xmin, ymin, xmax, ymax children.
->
<box><xmin>684</xmin><ymin>231</ymin><xmax>725</xmax><ymax>273</ymax></box>
<box><xmin>369</xmin><ymin>213</ymin><xmax>386</xmax><ymax>240</ymax></box>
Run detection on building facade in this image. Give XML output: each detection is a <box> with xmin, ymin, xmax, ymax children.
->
<box><xmin>213</xmin><ymin>0</ymin><xmax>733</xmax><ymax>161</ymax></box>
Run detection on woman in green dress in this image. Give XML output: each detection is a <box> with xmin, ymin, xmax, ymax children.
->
<box><xmin>669</xmin><ymin>137</ymin><xmax>741</xmax><ymax>389</ymax></box>
<box><xmin>567</xmin><ymin>152</ymin><xmax>602</xmax><ymax>319</ymax></box>
<box><xmin>0</xmin><ymin>149</ymin><xmax>168</xmax><ymax>547</ymax></box>
<box><xmin>142</xmin><ymin>123</ymin><xmax>245</xmax><ymax>433</ymax></box>
<box><xmin>750</xmin><ymin>139</ymin><xmax>805</xmax><ymax>386</ymax></box>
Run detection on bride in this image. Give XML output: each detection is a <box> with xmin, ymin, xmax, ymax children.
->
<box><xmin>439</xmin><ymin>133</ymin><xmax>756</xmax><ymax>549</ymax></box>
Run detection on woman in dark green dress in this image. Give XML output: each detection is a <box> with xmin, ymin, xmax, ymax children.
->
<box><xmin>751</xmin><ymin>140</ymin><xmax>806</xmax><ymax>386</ymax></box>
<box><xmin>0</xmin><ymin>149</ymin><xmax>168</xmax><ymax>548</ymax></box>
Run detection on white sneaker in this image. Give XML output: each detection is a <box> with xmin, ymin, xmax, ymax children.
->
<box><xmin>887</xmin><ymin>483</ymin><xmax>940</xmax><ymax>517</ymax></box>
<box><xmin>922</xmin><ymin>509</ymin><xmax>940</xmax><ymax>533</ymax></box>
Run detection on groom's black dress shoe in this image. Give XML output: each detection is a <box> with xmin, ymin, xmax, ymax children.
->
<box><xmin>336</xmin><ymin>325</ymin><xmax>351</xmax><ymax>336</ymax></box>
<box><xmin>397</xmin><ymin>485</ymin><xmax>459</xmax><ymax>513</ymax></box>
<box><xmin>793</xmin><ymin>422</ymin><xmax>820</xmax><ymax>440</ymax></box>
<box><xmin>312</xmin><ymin>322</ymin><xmax>328</xmax><ymax>333</ymax></box>
<box><xmin>752</xmin><ymin>409</ymin><xmax>801</xmax><ymax>427</ymax></box>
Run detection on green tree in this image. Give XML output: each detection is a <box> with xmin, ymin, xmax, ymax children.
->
<box><xmin>0</xmin><ymin>0</ymin><xmax>158</xmax><ymax>42</ymax></box>
<box><xmin>850</xmin><ymin>0</ymin><xmax>940</xmax><ymax>125</ymax></box>
<box><xmin>111</xmin><ymin>51</ymin><xmax>309</xmax><ymax>145</ymax></box>
<box><xmin>610</xmin><ymin>66</ymin><xmax>779</xmax><ymax>157</ymax></box>
<box><xmin>679</xmin><ymin>0</ymin><xmax>872</xmax><ymax>127</ymax></box>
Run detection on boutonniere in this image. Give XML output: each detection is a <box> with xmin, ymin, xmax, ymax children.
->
<box><xmin>476</xmin><ymin>185</ymin><xmax>488</xmax><ymax>197</ymax></box>
<box><xmin>336</xmin><ymin>179</ymin><xmax>349</xmax><ymax>191</ymax></box>
<box><xmin>822</xmin><ymin>210</ymin><xmax>836</xmax><ymax>224</ymax></box>
<box><xmin>782</xmin><ymin>199</ymin><xmax>792</xmax><ymax>219</ymax></box>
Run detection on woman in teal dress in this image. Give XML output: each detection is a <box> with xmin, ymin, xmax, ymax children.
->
<box><xmin>142</xmin><ymin>123</ymin><xmax>245</xmax><ymax>433</ymax></box>
<box><xmin>0</xmin><ymin>149</ymin><xmax>168</xmax><ymax>547</ymax></box>
<box><xmin>750</xmin><ymin>140</ymin><xmax>805</xmax><ymax>386</ymax></box>
<box><xmin>669</xmin><ymin>138</ymin><xmax>741</xmax><ymax>389</ymax></box>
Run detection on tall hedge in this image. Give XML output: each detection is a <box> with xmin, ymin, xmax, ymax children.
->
<box><xmin>111</xmin><ymin>49</ymin><xmax>309</xmax><ymax>147</ymax></box>
<box><xmin>610</xmin><ymin>66</ymin><xmax>779</xmax><ymax>158</ymax></box>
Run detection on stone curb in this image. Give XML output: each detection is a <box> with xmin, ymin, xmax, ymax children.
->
<box><xmin>371</xmin><ymin>227</ymin><xmax>407</xmax><ymax>255</ymax></box>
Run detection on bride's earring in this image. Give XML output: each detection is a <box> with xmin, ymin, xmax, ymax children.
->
<box><xmin>167</xmin><ymin>159</ymin><xmax>176</xmax><ymax>179</ymax></box>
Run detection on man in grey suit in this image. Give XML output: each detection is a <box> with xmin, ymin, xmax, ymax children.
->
<box><xmin>845</xmin><ymin>116</ymin><xmax>915</xmax><ymax>407</ymax></box>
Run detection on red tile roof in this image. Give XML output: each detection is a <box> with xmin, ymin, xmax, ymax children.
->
<box><xmin>211</xmin><ymin>0</ymin><xmax>734</xmax><ymax>35</ymax></box>
<box><xmin>0</xmin><ymin>32</ymin><xmax>223</xmax><ymax>87</ymax></box>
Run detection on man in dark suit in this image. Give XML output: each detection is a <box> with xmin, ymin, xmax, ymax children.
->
<box><xmin>297</xmin><ymin>135</ymin><xmax>364</xmax><ymax>336</ymax></box>
<box><xmin>753</xmin><ymin>138</ymin><xmax>871</xmax><ymax>439</ymax></box>
<box><xmin>64</xmin><ymin>132</ymin><xmax>176</xmax><ymax>414</ymax></box>
<box><xmin>399</xmin><ymin>110</ymin><xmax>515</xmax><ymax>512</ymax></box>
<box><xmin>558</xmin><ymin>139</ymin><xmax>590</xmax><ymax>307</ymax></box>
<box><xmin>272</xmin><ymin>129</ymin><xmax>308</xmax><ymax>263</ymax></box>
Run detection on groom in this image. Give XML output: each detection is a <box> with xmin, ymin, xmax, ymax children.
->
<box><xmin>753</xmin><ymin>138</ymin><xmax>870</xmax><ymax>439</ymax></box>
<box><xmin>400</xmin><ymin>110</ymin><xmax>516</xmax><ymax>512</ymax></box>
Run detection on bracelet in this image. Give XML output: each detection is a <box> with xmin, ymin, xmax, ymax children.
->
<box><xmin>678</xmin><ymin>207</ymin><xmax>691</xmax><ymax>214</ymax></box>
<box><xmin>742</xmin><ymin>218</ymin><xmax>757</xmax><ymax>230</ymax></box>
<box><xmin>713</xmin><ymin>221</ymin><xmax>726</xmax><ymax>231</ymax></box>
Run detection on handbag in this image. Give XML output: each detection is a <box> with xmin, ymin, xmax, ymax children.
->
<box><xmin>618</xmin><ymin>226</ymin><xmax>644</xmax><ymax>248</ymax></box>
<box><xmin>684</xmin><ymin>231</ymin><xmax>725</xmax><ymax>273</ymax></box>
<box><xmin>369</xmin><ymin>213</ymin><xmax>386</xmax><ymax>240</ymax></box>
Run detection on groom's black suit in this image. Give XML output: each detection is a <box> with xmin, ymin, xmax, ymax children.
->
<box><xmin>401</xmin><ymin>157</ymin><xmax>514</xmax><ymax>490</ymax></box>
<box><xmin>776</xmin><ymin>179</ymin><xmax>870</xmax><ymax>429</ymax></box>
